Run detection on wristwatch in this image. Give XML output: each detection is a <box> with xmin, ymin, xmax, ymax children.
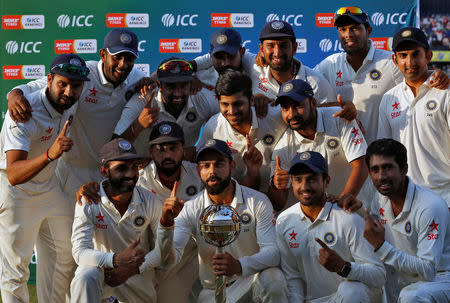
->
<box><xmin>337</xmin><ymin>262</ymin><xmax>351</xmax><ymax>278</ymax></box>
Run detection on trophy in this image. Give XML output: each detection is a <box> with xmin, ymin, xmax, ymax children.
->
<box><xmin>199</xmin><ymin>204</ymin><xmax>241</xmax><ymax>303</ymax></box>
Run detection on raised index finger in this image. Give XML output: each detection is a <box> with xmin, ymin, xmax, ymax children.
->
<box><xmin>315</xmin><ymin>237</ymin><xmax>330</xmax><ymax>250</ymax></box>
<box><xmin>59</xmin><ymin>120</ymin><xmax>70</xmax><ymax>137</ymax></box>
<box><xmin>246</xmin><ymin>135</ymin><xmax>252</xmax><ymax>148</ymax></box>
<box><xmin>170</xmin><ymin>181</ymin><xmax>178</xmax><ymax>198</ymax></box>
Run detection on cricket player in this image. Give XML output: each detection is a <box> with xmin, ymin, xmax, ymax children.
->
<box><xmin>7</xmin><ymin>28</ymin><xmax>147</xmax><ymax>203</ymax></box>
<box><xmin>377</xmin><ymin>27</ymin><xmax>450</xmax><ymax>207</ymax></box>
<box><xmin>0</xmin><ymin>54</ymin><xmax>90</xmax><ymax>302</ymax></box>
<box><xmin>113</xmin><ymin>57</ymin><xmax>219</xmax><ymax>158</ymax></box>
<box><xmin>71</xmin><ymin>138</ymin><xmax>163</xmax><ymax>302</ymax></box>
<box><xmin>315</xmin><ymin>6</ymin><xmax>449</xmax><ymax>144</ymax></box>
<box><xmin>197</xmin><ymin>69</ymin><xmax>286</xmax><ymax>191</ymax></box>
<box><xmin>157</xmin><ymin>139</ymin><xmax>288</xmax><ymax>303</ymax></box>
<box><xmin>268</xmin><ymin>79</ymin><xmax>369</xmax><ymax>212</ymax></box>
<box><xmin>276</xmin><ymin>151</ymin><xmax>385</xmax><ymax>302</ymax></box>
<box><xmin>364</xmin><ymin>138</ymin><xmax>450</xmax><ymax>302</ymax></box>
<box><xmin>76</xmin><ymin>121</ymin><xmax>203</xmax><ymax>303</ymax></box>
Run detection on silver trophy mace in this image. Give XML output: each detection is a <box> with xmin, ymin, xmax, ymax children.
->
<box><xmin>199</xmin><ymin>204</ymin><xmax>241</xmax><ymax>303</ymax></box>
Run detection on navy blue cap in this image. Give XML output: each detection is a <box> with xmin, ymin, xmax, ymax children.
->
<box><xmin>149</xmin><ymin>121</ymin><xmax>185</xmax><ymax>145</ymax></box>
<box><xmin>210</xmin><ymin>28</ymin><xmax>242</xmax><ymax>55</ymax></box>
<box><xmin>288</xmin><ymin>151</ymin><xmax>328</xmax><ymax>175</ymax></box>
<box><xmin>99</xmin><ymin>138</ymin><xmax>143</xmax><ymax>164</ymax></box>
<box><xmin>196</xmin><ymin>139</ymin><xmax>232</xmax><ymax>162</ymax></box>
<box><xmin>392</xmin><ymin>27</ymin><xmax>430</xmax><ymax>52</ymax></box>
<box><xmin>50</xmin><ymin>53</ymin><xmax>90</xmax><ymax>81</ymax></box>
<box><xmin>275</xmin><ymin>79</ymin><xmax>314</xmax><ymax>105</ymax></box>
<box><xmin>103</xmin><ymin>29</ymin><xmax>139</xmax><ymax>58</ymax></box>
<box><xmin>157</xmin><ymin>57</ymin><xmax>194</xmax><ymax>83</ymax></box>
<box><xmin>259</xmin><ymin>20</ymin><xmax>296</xmax><ymax>41</ymax></box>
<box><xmin>334</xmin><ymin>7</ymin><xmax>370</xmax><ymax>27</ymax></box>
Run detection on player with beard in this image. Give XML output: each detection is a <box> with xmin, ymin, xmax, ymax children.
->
<box><xmin>71</xmin><ymin>138</ymin><xmax>164</xmax><ymax>303</ymax></box>
<box><xmin>268</xmin><ymin>79</ymin><xmax>370</xmax><ymax>213</ymax></box>
<box><xmin>0</xmin><ymin>54</ymin><xmax>89</xmax><ymax>302</ymax></box>
<box><xmin>76</xmin><ymin>121</ymin><xmax>203</xmax><ymax>303</ymax></box>
<box><xmin>276</xmin><ymin>151</ymin><xmax>385</xmax><ymax>302</ymax></box>
<box><xmin>113</xmin><ymin>58</ymin><xmax>219</xmax><ymax>159</ymax></box>
<box><xmin>157</xmin><ymin>139</ymin><xmax>288</xmax><ymax>303</ymax></box>
<box><xmin>377</xmin><ymin>27</ymin><xmax>450</xmax><ymax>207</ymax></box>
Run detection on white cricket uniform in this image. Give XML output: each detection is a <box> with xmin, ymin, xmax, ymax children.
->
<box><xmin>137</xmin><ymin>160</ymin><xmax>203</xmax><ymax>303</ymax></box>
<box><xmin>70</xmin><ymin>181</ymin><xmax>162</xmax><ymax>303</ymax></box>
<box><xmin>194</xmin><ymin>51</ymin><xmax>256</xmax><ymax>89</ymax></box>
<box><xmin>197</xmin><ymin>107</ymin><xmax>287</xmax><ymax>192</ymax></box>
<box><xmin>252</xmin><ymin>59</ymin><xmax>336</xmax><ymax>104</ymax></box>
<box><xmin>315</xmin><ymin>40</ymin><xmax>404</xmax><ymax>144</ymax></box>
<box><xmin>0</xmin><ymin>88</ymin><xmax>76</xmax><ymax>302</ymax></box>
<box><xmin>276</xmin><ymin>202</ymin><xmax>386</xmax><ymax>302</ymax></box>
<box><xmin>12</xmin><ymin>61</ymin><xmax>145</xmax><ymax>202</ymax></box>
<box><xmin>377</xmin><ymin>74</ymin><xmax>450</xmax><ymax>207</ymax></box>
<box><xmin>113</xmin><ymin>88</ymin><xmax>219</xmax><ymax>156</ymax></box>
<box><xmin>369</xmin><ymin>178</ymin><xmax>450</xmax><ymax>302</ymax></box>
<box><xmin>272</xmin><ymin>107</ymin><xmax>370</xmax><ymax>211</ymax></box>
<box><xmin>157</xmin><ymin>182</ymin><xmax>288</xmax><ymax>303</ymax></box>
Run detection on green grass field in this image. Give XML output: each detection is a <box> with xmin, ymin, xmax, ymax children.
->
<box><xmin>0</xmin><ymin>285</ymin><xmax>38</xmax><ymax>303</ymax></box>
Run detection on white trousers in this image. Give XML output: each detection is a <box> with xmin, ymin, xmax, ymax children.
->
<box><xmin>70</xmin><ymin>265</ymin><xmax>157</xmax><ymax>303</ymax></box>
<box><xmin>310</xmin><ymin>281</ymin><xmax>381</xmax><ymax>303</ymax></box>
<box><xmin>197</xmin><ymin>267</ymin><xmax>288</xmax><ymax>303</ymax></box>
<box><xmin>398</xmin><ymin>272</ymin><xmax>450</xmax><ymax>303</ymax></box>
<box><xmin>0</xmin><ymin>173</ymin><xmax>75</xmax><ymax>303</ymax></box>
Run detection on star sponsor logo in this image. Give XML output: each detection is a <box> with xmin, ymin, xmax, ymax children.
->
<box><xmin>335</xmin><ymin>70</ymin><xmax>344</xmax><ymax>86</ymax></box>
<box><xmin>392</xmin><ymin>101</ymin><xmax>399</xmax><ymax>110</ymax></box>
<box><xmin>45</xmin><ymin>127</ymin><xmax>53</xmax><ymax>134</ymax></box>
<box><xmin>351</xmin><ymin>127</ymin><xmax>359</xmax><ymax>138</ymax></box>
<box><xmin>288</xmin><ymin>229</ymin><xmax>299</xmax><ymax>248</ymax></box>
<box><xmin>106</xmin><ymin>13</ymin><xmax>149</xmax><ymax>28</ymax></box>
<box><xmin>2</xmin><ymin>15</ymin><xmax>45</xmax><ymax>29</ymax></box>
<box><xmin>40</xmin><ymin>127</ymin><xmax>53</xmax><ymax>141</ymax></box>
<box><xmin>88</xmin><ymin>87</ymin><xmax>98</xmax><ymax>97</ymax></box>
<box><xmin>379</xmin><ymin>208</ymin><xmax>387</xmax><ymax>224</ymax></box>
<box><xmin>429</xmin><ymin>220</ymin><xmax>439</xmax><ymax>232</ymax></box>
<box><xmin>95</xmin><ymin>212</ymin><xmax>108</xmax><ymax>229</ymax></box>
<box><xmin>427</xmin><ymin>219</ymin><xmax>439</xmax><ymax>240</ymax></box>
<box><xmin>316</xmin><ymin>13</ymin><xmax>334</xmax><ymax>27</ymax></box>
<box><xmin>226</xmin><ymin>139</ymin><xmax>238</xmax><ymax>154</ymax></box>
<box><xmin>211</xmin><ymin>13</ymin><xmax>254</xmax><ymax>28</ymax></box>
<box><xmin>54</xmin><ymin>39</ymin><xmax>97</xmax><ymax>54</ymax></box>
<box><xmin>391</xmin><ymin>100</ymin><xmax>401</xmax><ymax>119</ymax></box>
<box><xmin>158</xmin><ymin>39</ymin><xmax>202</xmax><ymax>53</ymax></box>
<box><xmin>3</xmin><ymin>65</ymin><xmax>45</xmax><ymax>80</ymax></box>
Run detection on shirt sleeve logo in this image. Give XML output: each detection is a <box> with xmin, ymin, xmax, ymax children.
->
<box><xmin>323</xmin><ymin>232</ymin><xmax>336</xmax><ymax>245</ymax></box>
<box><xmin>185</xmin><ymin>185</ymin><xmax>198</xmax><ymax>196</ymax></box>
<box><xmin>369</xmin><ymin>69</ymin><xmax>381</xmax><ymax>81</ymax></box>
<box><xmin>263</xmin><ymin>134</ymin><xmax>275</xmax><ymax>145</ymax></box>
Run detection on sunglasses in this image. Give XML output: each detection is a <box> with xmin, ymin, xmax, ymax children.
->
<box><xmin>158</xmin><ymin>59</ymin><xmax>193</xmax><ymax>72</ymax></box>
<box><xmin>335</xmin><ymin>6</ymin><xmax>365</xmax><ymax>16</ymax></box>
<box><xmin>51</xmin><ymin>63</ymin><xmax>89</xmax><ymax>76</ymax></box>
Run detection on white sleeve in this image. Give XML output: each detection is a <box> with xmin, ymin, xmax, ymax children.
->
<box><xmin>306</xmin><ymin>71</ymin><xmax>336</xmax><ymax>104</ymax></box>
<box><xmin>113</xmin><ymin>94</ymin><xmax>148</xmax><ymax>135</ymax></box>
<box><xmin>338</xmin><ymin>117</ymin><xmax>367</xmax><ymax>163</ymax></box>
<box><xmin>139</xmin><ymin>195</ymin><xmax>164</xmax><ymax>273</ymax></box>
<box><xmin>193</xmin><ymin>89</ymin><xmax>220</xmax><ymax>119</ymax></box>
<box><xmin>276</xmin><ymin>222</ymin><xmax>305</xmax><ymax>303</ymax></box>
<box><xmin>377</xmin><ymin>95</ymin><xmax>392</xmax><ymax>139</ymax></box>
<box><xmin>346</xmin><ymin>214</ymin><xmax>386</xmax><ymax>288</ymax></box>
<box><xmin>375</xmin><ymin>203</ymin><xmax>448</xmax><ymax>281</ymax></box>
<box><xmin>238</xmin><ymin>197</ymin><xmax>280</xmax><ymax>276</ymax></box>
<box><xmin>270</xmin><ymin>139</ymin><xmax>291</xmax><ymax>177</ymax></box>
<box><xmin>194</xmin><ymin>53</ymin><xmax>213</xmax><ymax>71</ymax></box>
<box><xmin>196</xmin><ymin>117</ymin><xmax>215</xmax><ymax>148</ymax></box>
<box><xmin>71</xmin><ymin>202</ymin><xmax>114</xmax><ymax>268</ymax></box>
<box><xmin>7</xmin><ymin>77</ymin><xmax>47</xmax><ymax>99</ymax></box>
<box><xmin>3</xmin><ymin>115</ymin><xmax>33</xmax><ymax>152</ymax></box>
<box><xmin>241</xmin><ymin>51</ymin><xmax>256</xmax><ymax>75</ymax></box>
<box><xmin>391</xmin><ymin>62</ymin><xmax>404</xmax><ymax>86</ymax></box>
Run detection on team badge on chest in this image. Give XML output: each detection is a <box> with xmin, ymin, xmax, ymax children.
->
<box><xmin>326</xmin><ymin>138</ymin><xmax>339</xmax><ymax>150</ymax></box>
<box><xmin>185</xmin><ymin>185</ymin><xmax>198</xmax><ymax>196</ymax></box>
<box><xmin>240</xmin><ymin>212</ymin><xmax>252</xmax><ymax>224</ymax></box>
<box><xmin>425</xmin><ymin>99</ymin><xmax>438</xmax><ymax>112</ymax></box>
<box><xmin>404</xmin><ymin>221</ymin><xmax>412</xmax><ymax>234</ymax></box>
<box><xmin>134</xmin><ymin>216</ymin><xmax>146</xmax><ymax>227</ymax></box>
<box><xmin>263</xmin><ymin>134</ymin><xmax>275</xmax><ymax>145</ymax></box>
<box><xmin>323</xmin><ymin>232</ymin><xmax>336</xmax><ymax>245</ymax></box>
<box><xmin>186</xmin><ymin>112</ymin><xmax>197</xmax><ymax>122</ymax></box>
<box><xmin>369</xmin><ymin>69</ymin><xmax>381</xmax><ymax>81</ymax></box>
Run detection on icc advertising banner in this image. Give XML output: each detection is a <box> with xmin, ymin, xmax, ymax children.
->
<box><xmin>0</xmin><ymin>0</ymin><xmax>417</xmax><ymax>125</ymax></box>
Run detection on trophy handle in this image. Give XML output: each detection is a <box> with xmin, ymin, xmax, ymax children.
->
<box><xmin>215</xmin><ymin>246</ymin><xmax>226</xmax><ymax>303</ymax></box>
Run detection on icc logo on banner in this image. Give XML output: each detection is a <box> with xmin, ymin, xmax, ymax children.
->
<box><xmin>57</xmin><ymin>15</ymin><xmax>93</xmax><ymax>28</ymax></box>
<box><xmin>319</xmin><ymin>39</ymin><xmax>343</xmax><ymax>52</ymax></box>
<box><xmin>5</xmin><ymin>41</ymin><xmax>42</xmax><ymax>54</ymax></box>
<box><xmin>371</xmin><ymin>12</ymin><xmax>408</xmax><ymax>26</ymax></box>
<box><xmin>161</xmin><ymin>14</ymin><xmax>199</xmax><ymax>27</ymax></box>
<box><xmin>266</xmin><ymin>13</ymin><xmax>303</xmax><ymax>26</ymax></box>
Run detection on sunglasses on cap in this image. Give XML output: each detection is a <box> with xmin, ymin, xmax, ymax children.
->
<box><xmin>158</xmin><ymin>59</ymin><xmax>193</xmax><ymax>72</ymax></box>
<box><xmin>51</xmin><ymin>63</ymin><xmax>90</xmax><ymax>76</ymax></box>
<box><xmin>335</xmin><ymin>6</ymin><xmax>366</xmax><ymax>16</ymax></box>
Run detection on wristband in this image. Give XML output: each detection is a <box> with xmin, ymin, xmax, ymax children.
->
<box><xmin>46</xmin><ymin>149</ymin><xmax>54</xmax><ymax>162</ymax></box>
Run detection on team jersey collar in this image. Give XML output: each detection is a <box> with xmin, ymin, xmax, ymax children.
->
<box><xmin>41</xmin><ymin>88</ymin><xmax>63</xmax><ymax>119</ymax></box>
<box><xmin>298</xmin><ymin>201</ymin><xmax>333</xmax><ymax>223</ymax></box>
<box><xmin>294</xmin><ymin>108</ymin><xmax>324</xmax><ymax>142</ymax></box>
<box><xmin>394</xmin><ymin>177</ymin><xmax>416</xmax><ymax>221</ymax></box>
<box><xmin>202</xmin><ymin>178</ymin><xmax>243</xmax><ymax>209</ymax></box>
<box><xmin>345</xmin><ymin>39</ymin><xmax>375</xmax><ymax>66</ymax></box>
<box><xmin>263</xmin><ymin>58</ymin><xmax>302</xmax><ymax>83</ymax></box>
<box><xmin>148</xmin><ymin>160</ymin><xmax>187</xmax><ymax>185</ymax></box>
<box><xmin>97</xmin><ymin>61</ymin><xmax>129</xmax><ymax>88</ymax></box>
<box><xmin>401</xmin><ymin>71</ymin><xmax>436</xmax><ymax>106</ymax></box>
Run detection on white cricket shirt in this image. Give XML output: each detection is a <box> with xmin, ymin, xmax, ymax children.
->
<box><xmin>72</xmin><ymin>181</ymin><xmax>162</xmax><ymax>273</ymax></box>
<box><xmin>197</xmin><ymin>107</ymin><xmax>287</xmax><ymax>191</ymax></box>
<box><xmin>276</xmin><ymin>202</ymin><xmax>386</xmax><ymax>302</ymax></box>
<box><xmin>377</xmin><ymin>74</ymin><xmax>450</xmax><ymax>206</ymax></box>
<box><xmin>157</xmin><ymin>181</ymin><xmax>279</xmax><ymax>289</ymax></box>
<box><xmin>315</xmin><ymin>40</ymin><xmax>404</xmax><ymax>144</ymax></box>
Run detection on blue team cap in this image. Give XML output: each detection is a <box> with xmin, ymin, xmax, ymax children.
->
<box><xmin>288</xmin><ymin>151</ymin><xmax>328</xmax><ymax>175</ymax></box>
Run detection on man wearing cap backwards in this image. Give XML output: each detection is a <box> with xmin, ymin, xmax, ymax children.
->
<box><xmin>156</xmin><ymin>139</ymin><xmax>288</xmax><ymax>303</ymax></box>
<box><xmin>197</xmin><ymin>69</ymin><xmax>286</xmax><ymax>191</ymax></box>
<box><xmin>377</xmin><ymin>27</ymin><xmax>450</xmax><ymax>208</ymax></box>
<box><xmin>0</xmin><ymin>54</ymin><xmax>89</xmax><ymax>302</ymax></box>
<box><xmin>113</xmin><ymin>57</ymin><xmax>219</xmax><ymax>159</ymax></box>
<box><xmin>276</xmin><ymin>151</ymin><xmax>385</xmax><ymax>303</ymax></box>
<box><xmin>76</xmin><ymin>121</ymin><xmax>203</xmax><ymax>303</ymax></box>
<box><xmin>315</xmin><ymin>6</ymin><xmax>449</xmax><ymax>144</ymax></box>
<box><xmin>7</xmin><ymin>28</ymin><xmax>147</xmax><ymax>203</ymax></box>
<box><xmin>71</xmin><ymin>138</ymin><xmax>164</xmax><ymax>303</ymax></box>
<box><xmin>268</xmin><ymin>79</ymin><xmax>369</xmax><ymax>212</ymax></box>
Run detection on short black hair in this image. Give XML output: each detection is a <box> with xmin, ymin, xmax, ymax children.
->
<box><xmin>215</xmin><ymin>69</ymin><xmax>252</xmax><ymax>102</ymax></box>
<box><xmin>366</xmin><ymin>139</ymin><xmax>407</xmax><ymax>169</ymax></box>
